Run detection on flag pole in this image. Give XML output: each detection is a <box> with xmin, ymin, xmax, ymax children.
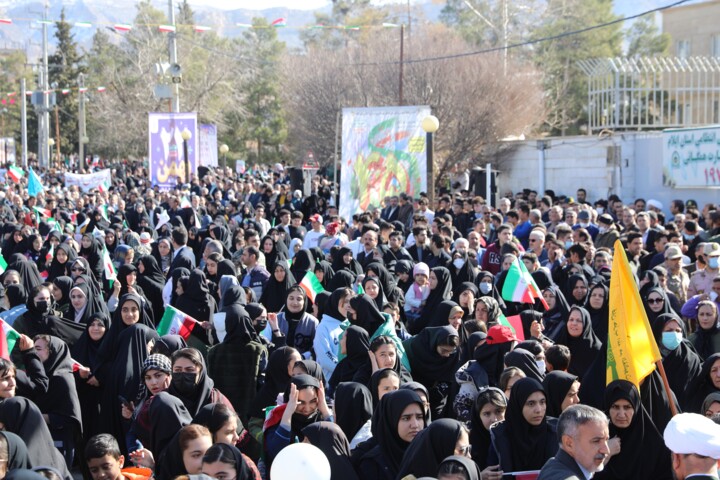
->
<box><xmin>655</xmin><ymin>359</ymin><xmax>678</xmax><ymax>417</ymax></box>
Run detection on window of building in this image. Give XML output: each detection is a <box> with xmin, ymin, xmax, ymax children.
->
<box><xmin>712</xmin><ymin>35</ymin><xmax>720</xmax><ymax>57</ymax></box>
<box><xmin>676</xmin><ymin>39</ymin><xmax>691</xmax><ymax>58</ymax></box>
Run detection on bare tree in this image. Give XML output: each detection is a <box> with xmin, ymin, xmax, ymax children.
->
<box><xmin>282</xmin><ymin>25</ymin><xmax>544</xmax><ymax>186</ymax></box>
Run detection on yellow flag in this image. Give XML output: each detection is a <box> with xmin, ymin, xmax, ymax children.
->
<box><xmin>606</xmin><ymin>239</ymin><xmax>662</xmax><ymax>387</ymax></box>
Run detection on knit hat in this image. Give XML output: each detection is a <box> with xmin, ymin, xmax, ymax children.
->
<box><xmin>413</xmin><ymin>262</ymin><xmax>429</xmax><ymax>278</ymax></box>
<box><xmin>141</xmin><ymin>353</ymin><xmax>171</xmax><ymax>375</ymax></box>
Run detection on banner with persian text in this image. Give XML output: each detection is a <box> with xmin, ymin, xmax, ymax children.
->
<box><xmin>663</xmin><ymin>126</ymin><xmax>720</xmax><ymax>188</ymax></box>
<box><xmin>64</xmin><ymin>169</ymin><xmax>111</xmax><ymax>192</ymax></box>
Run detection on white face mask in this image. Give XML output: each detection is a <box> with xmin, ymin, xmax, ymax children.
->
<box><xmin>596</xmin><ymin>207</ymin><xmax>604</xmax><ymax>214</ymax></box>
<box><xmin>479</xmin><ymin>283</ymin><xmax>492</xmax><ymax>294</ymax></box>
<box><xmin>453</xmin><ymin>258</ymin><xmax>465</xmax><ymax>270</ymax></box>
<box><xmin>536</xmin><ymin>359</ymin><xmax>546</xmax><ymax>374</ymax></box>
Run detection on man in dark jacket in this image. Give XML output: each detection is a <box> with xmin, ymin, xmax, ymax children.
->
<box><xmin>538</xmin><ymin>405</ymin><xmax>610</xmax><ymax>480</ymax></box>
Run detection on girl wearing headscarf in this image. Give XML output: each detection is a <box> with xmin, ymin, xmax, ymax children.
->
<box><xmin>97</xmin><ymin>293</ymin><xmax>155</xmax><ymax>365</ymax></box>
<box><xmin>6</xmin><ymin>254</ymin><xmax>43</xmax><ymax>299</ymax></box>
<box><xmin>152</xmin><ymin>238</ymin><xmax>173</xmax><ymax>276</ymax></box>
<box><xmin>288</xmin><ymin>238</ymin><xmax>302</xmax><ymax>260</ymax></box>
<box><xmin>312</xmin><ymin>288</ymin><xmax>351</xmax><ymax>380</ymax></box>
<box><xmin>71</xmin><ymin>312</ymin><xmax>109</xmax><ymax>439</ymax></box>
<box><xmin>475</xmin><ymin>271</ymin><xmax>507</xmax><ymax>310</ymax></box>
<box><xmin>174</xmin><ymin>269</ymin><xmax>217</xmax><ymax>346</ymax></box>
<box><xmin>32</xmin><ymin>335</ymin><xmax>82</xmax><ymax>466</ymax></box>
<box><xmin>552</xmin><ymin>306</ymin><xmax>603</xmax><ymax>378</ymax></box>
<box><xmin>47</xmin><ymin>244</ymin><xmax>76</xmax><ymax>282</ymax></box>
<box><xmin>192</xmin><ymin>402</ymin><xmax>257</xmax><ymax>463</ymax></box>
<box><xmin>313</xmin><ymin>260</ymin><xmax>335</xmax><ymax>291</ymax></box>
<box><xmin>136</xmin><ymin>255</ymin><xmax>166</xmax><ymax>322</ymax></box>
<box><xmin>474</xmin><ymin>296</ymin><xmax>503</xmax><ymax>331</ymax></box>
<box><xmin>78</xmin><ymin>233</ymin><xmax>104</xmax><ymax>281</ymax></box>
<box><xmin>362</xmin><ymin>276</ymin><xmax>387</xmax><ymax>311</ymax></box>
<box><xmin>504</xmin><ymin>348</ymin><xmax>545</xmax><ymax>383</ymax></box>
<box><xmin>262</xmin><ymin>374</ymin><xmax>331</xmax><ymax>466</ymax></box>
<box><xmin>260</xmin><ymin>236</ymin><xmax>287</xmax><ymax>275</ymax></box>
<box><xmin>331</xmin><ymin>246</ymin><xmax>363</xmax><ymax>277</ymax></box>
<box><xmin>454</xmin><ymin>282</ymin><xmax>479</xmax><ymax>323</ymax></box>
<box><xmin>108</xmin><ymin>264</ymin><xmax>146</xmax><ymax>312</ymax></box>
<box><xmin>403</xmin><ymin>325</ymin><xmax>461</xmax><ymax>418</ymax></box>
<box><xmin>450</xmin><ymin>250</ymin><xmax>477</xmax><ymax>288</ymax></box>
<box><xmin>246</xmin><ymin>346</ymin><xmax>302</xmax><ymax>445</ymax></box>
<box><xmin>369</xmin><ymin>368</ymin><xmax>401</xmax><ymax>407</ymax></box>
<box><xmin>411</xmin><ymin>266</ymin><xmax>453</xmax><ymax>335</ymax></box>
<box><xmin>328</xmin><ymin>325</ymin><xmax>370</xmax><ymax>393</ymax></box>
<box><xmin>357</xmin><ymin>389</ymin><xmax>428</xmax><ymax>480</ymax></box>
<box><xmin>487</xmin><ymin>377</ymin><xmax>558</xmax><ymax>474</ymax></box>
<box><xmin>146</xmin><ymin>392</ymin><xmax>193</xmax><ymax>463</ymax></box>
<box><xmin>396</xmin><ymin>418</ymin><xmax>469</xmax><ymax>479</ymax></box>
<box><xmin>651</xmin><ymin>313</ymin><xmax>703</xmax><ymax>410</ymax></box>
<box><xmin>167</xmin><ymin>347</ymin><xmax>234</xmax><ymax>418</ymax></box>
<box><xmin>327</xmin><ymin>269</ymin><xmax>356</xmax><ymax>291</ymax></box>
<box><xmin>687</xmin><ymin>300</ymin><xmax>720</xmax><ymax>360</ymax></box>
<box><xmin>51</xmin><ymin>276</ymin><xmax>73</xmax><ymax>317</ymax></box>
<box><xmin>13</xmin><ymin>285</ymin><xmax>84</xmax><ymax>347</ymax></box>
<box><xmin>259</xmin><ymin>261</ymin><xmax>295</xmax><ymax>314</ymax></box>
<box><xmin>686</xmin><ymin>353</ymin><xmax>720</xmax><ymax>413</ymax></box>
<box><xmin>24</xmin><ymin>234</ymin><xmax>43</xmax><ymax>268</ymax></box>
<box><xmin>98</xmin><ymin>323</ymin><xmax>159</xmax><ymax>453</ymax></box>
<box><xmin>584</xmin><ymin>282</ymin><xmax>610</xmax><ymax>343</ymax></box>
<box><xmin>208</xmin><ymin>304</ymin><xmax>267</xmax><ymax>422</ymax></box>
<box><xmin>152</xmin><ymin>335</ymin><xmax>188</xmax><ymax>358</ymax></box>
<box><xmin>1</xmin><ymin>284</ymin><xmax>27</xmax><ymax>326</ymax></box>
<box><xmin>394</xmin><ymin>259</ymin><xmax>414</xmax><ymax>292</ymax></box>
<box><xmin>0</xmin><ymin>397</ymin><xmax>72</xmax><ymax>480</ymax></box>
<box><xmin>594</xmin><ymin>380</ymin><xmax>673</xmax><ymax>480</ymax></box>
<box><xmin>200</xmin><ymin>443</ymin><xmax>256</xmax><ymax>480</ymax></box>
<box><xmin>289</xmin><ymin>249</ymin><xmax>315</xmax><ymax>283</ymax></box>
<box><xmin>0</xmin><ymin>431</ymin><xmax>30</xmax><ymax>473</ymax></box>
<box><xmin>542</xmin><ymin>371</ymin><xmax>580</xmax><ymax>418</ymax></box>
<box><xmin>1</xmin><ymin>227</ymin><xmax>27</xmax><ymax>263</ymax></box>
<box><xmin>302</xmin><ymin>422</ymin><xmax>360</xmax><ymax>480</ymax></box>
<box><xmin>541</xmin><ymin>285</ymin><xmax>571</xmax><ymax>339</ymax></box>
<box><xmin>366</xmin><ymin>262</ymin><xmax>403</xmax><ymax>304</ymax></box>
<box><xmin>334</xmin><ymin>382</ymin><xmax>373</xmax><ymax>449</ymax></box>
<box><xmin>270</xmin><ymin>286</ymin><xmax>318</xmax><ymax>359</ymax></box>
<box><xmin>438</xmin><ymin>455</ymin><xmax>484</xmax><ymax>480</ymax></box>
<box><xmin>217</xmin><ymin>276</ymin><xmax>241</xmax><ymax>311</ymax></box>
<box><xmin>469</xmin><ymin>387</ymin><xmax>506</xmax><ymax>470</ymax></box>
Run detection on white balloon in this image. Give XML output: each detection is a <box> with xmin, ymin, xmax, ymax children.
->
<box><xmin>270</xmin><ymin>443</ymin><xmax>330</xmax><ymax>480</ymax></box>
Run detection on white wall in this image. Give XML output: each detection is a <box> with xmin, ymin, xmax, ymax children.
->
<box><xmin>494</xmin><ymin>132</ymin><xmax>720</xmax><ymax>212</ymax></box>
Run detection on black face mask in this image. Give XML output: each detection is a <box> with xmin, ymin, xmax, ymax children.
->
<box><xmin>171</xmin><ymin>372</ymin><xmax>197</xmax><ymax>395</ymax></box>
<box><xmin>254</xmin><ymin>319</ymin><xmax>268</xmax><ymax>333</ymax></box>
<box><xmin>36</xmin><ymin>300</ymin><xmax>50</xmax><ymax>314</ymax></box>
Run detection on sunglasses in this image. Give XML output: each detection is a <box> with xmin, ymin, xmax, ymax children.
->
<box><xmin>647</xmin><ymin>298</ymin><xmax>664</xmax><ymax>305</ymax></box>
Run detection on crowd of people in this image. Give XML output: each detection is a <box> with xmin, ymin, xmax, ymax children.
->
<box><xmin>0</xmin><ymin>160</ymin><xmax>719</xmax><ymax>480</ymax></box>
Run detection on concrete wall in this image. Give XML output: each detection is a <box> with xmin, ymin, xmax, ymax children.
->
<box><xmin>494</xmin><ymin>132</ymin><xmax>720</xmax><ymax>210</ymax></box>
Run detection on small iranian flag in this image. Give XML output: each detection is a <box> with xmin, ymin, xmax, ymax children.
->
<box><xmin>7</xmin><ymin>165</ymin><xmax>23</xmax><ymax>183</ymax></box>
<box><xmin>33</xmin><ymin>206</ymin><xmax>52</xmax><ymax>217</ymax></box>
<box><xmin>299</xmin><ymin>271</ymin><xmax>324</xmax><ymax>303</ymax></box>
<box><xmin>158</xmin><ymin>306</ymin><xmax>197</xmax><ymax>339</ymax></box>
<box><xmin>158</xmin><ymin>24</ymin><xmax>176</xmax><ymax>33</ymax></box>
<box><xmin>45</xmin><ymin>243</ymin><xmax>54</xmax><ymax>264</ymax></box>
<box><xmin>102</xmin><ymin>244</ymin><xmax>116</xmax><ymax>285</ymax></box>
<box><xmin>99</xmin><ymin>205</ymin><xmax>109</xmax><ymax>222</ymax></box>
<box><xmin>0</xmin><ymin>251</ymin><xmax>6</xmax><ymax>274</ymax></box>
<box><xmin>498</xmin><ymin>314</ymin><xmax>525</xmax><ymax>341</ymax></box>
<box><xmin>0</xmin><ymin>319</ymin><xmax>20</xmax><ymax>360</ymax></box>
<box><xmin>114</xmin><ymin>24</ymin><xmax>132</xmax><ymax>32</ymax></box>
<box><xmin>501</xmin><ymin>257</ymin><xmax>549</xmax><ymax>310</ymax></box>
<box><xmin>180</xmin><ymin>196</ymin><xmax>192</xmax><ymax>208</ymax></box>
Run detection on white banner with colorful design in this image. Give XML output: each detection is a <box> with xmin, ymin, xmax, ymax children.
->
<box><xmin>340</xmin><ymin>106</ymin><xmax>430</xmax><ymax>221</ymax></box>
<box><xmin>663</xmin><ymin>126</ymin><xmax>720</xmax><ymax>188</ymax></box>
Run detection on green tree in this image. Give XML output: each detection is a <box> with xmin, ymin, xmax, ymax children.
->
<box><xmin>226</xmin><ymin>18</ymin><xmax>287</xmax><ymax>164</ymax></box>
<box><xmin>534</xmin><ymin>0</ymin><xmax>622</xmax><ymax>134</ymax></box>
<box><xmin>48</xmin><ymin>8</ymin><xmax>86</xmax><ymax>157</ymax></box>
<box><xmin>0</xmin><ymin>50</ymin><xmax>34</xmax><ymax>159</ymax></box>
<box><xmin>627</xmin><ymin>16</ymin><xmax>670</xmax><ymax>57</ymax></box>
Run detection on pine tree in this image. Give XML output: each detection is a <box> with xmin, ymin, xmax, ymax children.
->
<box><xmin>48</xmin><ymin>8</ymin><xmax>86</xmax><ymax>159</ymax></box>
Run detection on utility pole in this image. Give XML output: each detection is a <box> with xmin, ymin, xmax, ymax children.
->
<box><xmin>168</xmin><ymin>0</ymin><xmax>180</xmax><ymax>112</ymax></box>
<box><xmin>54</xmin><ymin>104</ymin><xmax>60</xmax><ymax>167</ymax></box>
<box><xmin>78</xmin><ymin>72</ymin><xmax>86</xmax><ymax>169</ymax></box>
<box><xmin>41</xmin><ymin>0</ymin><xmax>50</xmax><ymax>168</ymax></box>
<box><xmin>20</xmin><ymin>78</ymin><xmax>27</xmax><ymax>167</ymax></box>
<box><xmin>398</xmin><ymin>24</ymin><xmax>404</xmax><ymax>106</ymax></box>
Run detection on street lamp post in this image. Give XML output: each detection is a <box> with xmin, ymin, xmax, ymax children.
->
<box><xmin>181</xmin><ymin>128</ymin><xmax>192</xmax><ymax>184</ymax></box>
<box><xmin>48</xmin><ymin>138</ymin><xmax>55</xmax><ymax>169</ymax></box>
<box><xmin>421</xmin><ymin>115</ymin><xmax>439</xmax><ymax>208</ymax></box>
<box><xmin>219</xmin><ymin>143</ymin><xmax>229</xmax><ymax>172</ymax></box>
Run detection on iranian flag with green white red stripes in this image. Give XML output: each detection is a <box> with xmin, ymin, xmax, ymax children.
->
<box><xmin>501</xmin><ymin>257</ymin><xmax>549</xmax><ymax>309</ymax></box>
<box><xmin>157</xmin><ymin>306</ymin><xmax>197</xmax><ymax>339</ymax></box>
<box><xmin>299</xmin><ymin>271</ymin><xmax>324</xmax><ymax>303</ymax></box>
<box><xmin>7</xmin><ymin>165</ymin><xmax>24</xmax><ymax>183</ymax></box>
<box><xmin>0</xmin><ymin>319</ymin><xmax>20</xmax><ymax>360</ymax></box>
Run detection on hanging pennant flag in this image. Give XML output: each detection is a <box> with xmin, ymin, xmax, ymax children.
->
<box><xmin>0</xmin><ymin>19</ymin><xmax>12</xmax><ymax>25</ymax></box>
<box><xmin>344</xmin><ymin>25</ymin><xmax>360</xmax><ymax>30</ymax></box>
<box><xmin>79</xmin><ymin>87</ymin><xmax>88</xmax><ymax>93</ymax></box>
<box><xmin>37</xmin><ymin>20</ymin><xmax>53</xmax><ymax>25</ymax></box>
<box><xmin>61</xmin><ymin>89</ymin><xmax>71</xmax><ymax>95</ymax></box>
<box><xmin>157</xmin><ymin>306</ymin><xmax>198</xmax><ymax>339</ymax></box>
<box><xmin>271</xmin><ymin>18</ymin><xmax>287</xmax><ymax>27</ymax></box>
<box><xmin>382</xmin><ymin>23</ymin><xmax>400</xmax><ymax>27</ymax></box>
<box><xmin>7</xmin><ymin>165</ymin><xmax>24</xmax><ymax>183</ymax></box>
<box><xmin>74</xmin><ymin>22</ymin><xmax>92</xmax><ymax>28</ymax></box>
<box><xmin>96</xmin><ymin>86</ymin><xmax>106</xmax><ymax>92</ymax></box>
<box><xmin>236</xmin><ymin>23</ymin><xmax>253</xmax><ymax>28</ymax></box>
<box><xmin>158</xmin><ymin>25</ymin><xmax>176</xmax><ymax>33</ymax></box>
<box><xmin>0</xmin><ymin>319</ymin><xmax>20</xmax><ymax>360</ymax></box>
<box><xmin>194</xmin><ymin>25</ymin><xmax>211</xmax><ymax>32</ymax></box>
<box><xmin>27</xmin><ymin>167</ymin><xmax>44</xmax><ymax>197</ymax></box>
<box><xmin>114</xmin><ymin>24</ymin><xmax>132</xmax><ymax>32</ymax></box>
